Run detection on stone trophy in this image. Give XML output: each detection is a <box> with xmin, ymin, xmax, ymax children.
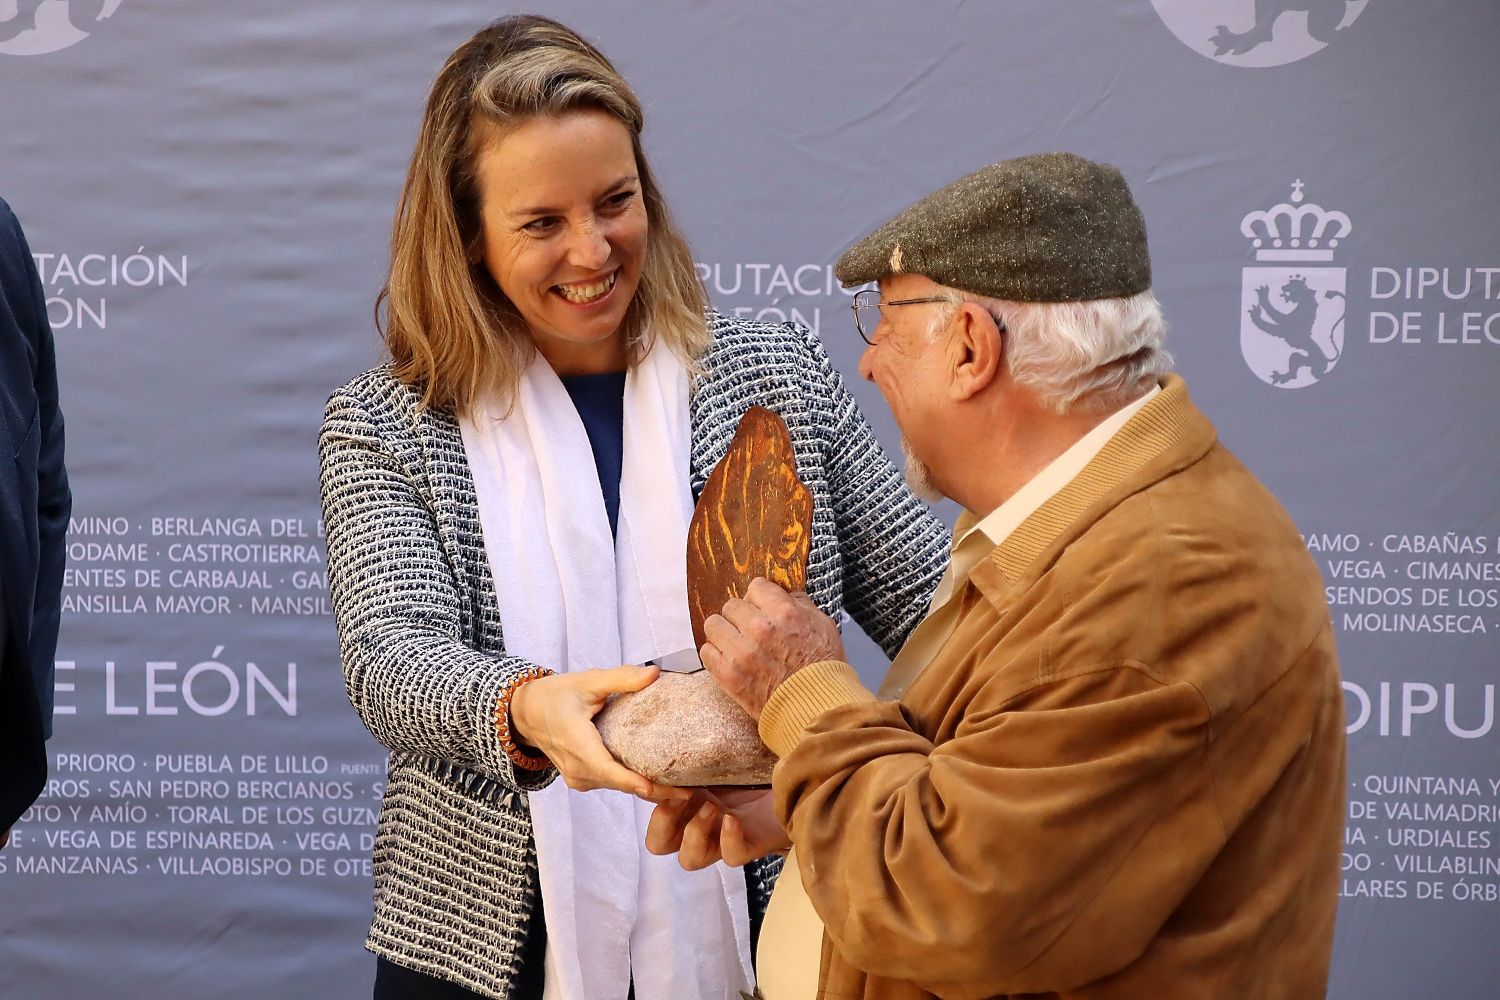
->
<box><xmin>595</xmin><ymin>406</ymin><xmax>812</xmax><ymax>786</ymax></box>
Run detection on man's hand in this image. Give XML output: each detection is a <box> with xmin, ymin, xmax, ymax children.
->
<box><xmin>645</xmin><ymin>787</ymin><xmax>789</xmax><ymax>870</ymax></box>
<box><xmin>701</xmin><ymin>578</ymin><xmax>845</xmax><ymax>720</ymax></box>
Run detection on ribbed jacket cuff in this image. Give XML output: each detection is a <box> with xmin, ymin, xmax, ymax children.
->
<box><xmin>759</xmin><ymin>660</ymin><xmax>876</xmax><ymax>758</ymax></box>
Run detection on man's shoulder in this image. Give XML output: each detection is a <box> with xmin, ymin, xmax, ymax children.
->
<box><xmin>1059</xmin><ymin>439</ymin><xmax>1310</xmax><ymax>577</ymax></box>
<box><xmin>1035</xmin><ymin>446</ymin><xmax>1329</xmax><ymax>691</ymax></box>
<box><xmin>1138</xmin><ymin>439</ymin><xmax>1315</xmax><ymax>583</ymax></box>
<box><xmin>971</xmin><ymin>445</ymin><xmax>1318</xmax><ymax>639</ymax></box>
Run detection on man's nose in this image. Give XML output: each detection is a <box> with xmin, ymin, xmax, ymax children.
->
<box><xmin>858</xmin><ymin>344</ymin><xmax>877</xmax><ymax>382</ymax></box>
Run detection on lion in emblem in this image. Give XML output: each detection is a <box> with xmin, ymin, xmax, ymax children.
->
<box><xmin>1247</xmin><ymin>276</ymin><xmax>1343</xmax><ymax>385</ymax></box>
<box><xmin>0</xmin><ymin>1</ymin><xmax>119</xmax><ymax>45</ymax></box>
<box><xmin>1210</xmin><ymin>0</ymin><xmax>1357</xmax><ymax>56</ymax></box>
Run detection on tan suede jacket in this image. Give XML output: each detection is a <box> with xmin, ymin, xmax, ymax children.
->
<box><xmin>759</xmin><ymin>376</ymin><xmax>1346</xmax><ymax>1000</ymax></box>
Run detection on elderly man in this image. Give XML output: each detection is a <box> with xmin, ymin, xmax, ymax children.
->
<box><xmin>647</xmin><ymin>152</ymin><xmax>1345</xmax><ymax>999</ymax></box>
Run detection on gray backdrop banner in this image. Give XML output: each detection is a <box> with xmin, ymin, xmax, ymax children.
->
<box><xmin>1</xmin><ymin>1</ymin><xmax>1496</xmax><ymax>997</ymax></box>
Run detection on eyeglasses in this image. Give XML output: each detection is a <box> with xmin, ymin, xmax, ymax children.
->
<box><xmin>849</xmin><ymin>288</ymin><xmax>961</xmax><ymax>345</ymax></box>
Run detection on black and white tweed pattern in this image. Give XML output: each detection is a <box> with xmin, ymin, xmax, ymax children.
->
<box><xmin>318</xmin><ymin>313</ymin><xmax>948</xmax><ymax>999</ymax></box>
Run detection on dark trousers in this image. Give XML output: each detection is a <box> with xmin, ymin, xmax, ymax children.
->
<box><xmin>373</xmin><ymin>957</ymin><xmax>639</xmax><ymax>1000</ymax></box>
<box><xmin>373</xmin><ymin>881</ymin><xmax>651</xmax><ymax>1000</ymax></box>
<box><xmin>371</xmin><ymin>889</ymin><xmax>550</xmax><ymax>999</ymax></box>
<box><xmin>373</xmin><ymin>958</ymin><xmax>494</xmax><ymax>1000</ymax></box>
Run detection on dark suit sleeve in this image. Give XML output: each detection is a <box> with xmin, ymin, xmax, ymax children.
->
<box><xmin>4</xmin><ymin>201</ymin><xmax>71</xmax><ymax>738</ymax></box>
<box><xmin>30</xmin><ymin>262</ymin><xmax>69</xmax><ymax>739</ymax></box>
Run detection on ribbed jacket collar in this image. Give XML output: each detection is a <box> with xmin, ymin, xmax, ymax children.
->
<box><xmin>990</xmin><ymin>374</ymin><xmax>1217</xmax><ymax>585</ymax></box>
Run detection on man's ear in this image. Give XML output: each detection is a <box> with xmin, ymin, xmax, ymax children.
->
<box><xmin>947</xmin><ymin>302</ymin><xmax>1003</xmax><ymax>401</ymax></box>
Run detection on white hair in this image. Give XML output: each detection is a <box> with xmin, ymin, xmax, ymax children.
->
<box><xmin>899</xmin><ymin>435</ymin><xmax>943</xmax><ymax>503</ymax></box>
<box><xmin>927</xmin><ymin>286</ymin><xmax>1172</xmax><ymax>415</ymax></box>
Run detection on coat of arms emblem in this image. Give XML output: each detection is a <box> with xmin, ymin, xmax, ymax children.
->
<box><xmin>1151</xmin><ymin>0</ymin><xmax>1370</xmax><ymax>68</ymax></box>
<box><xmin>1239</xmin><ymin>180</ymin><xmax>1351</xmax><ymax>388</ymax></box>
<box><xmin>0</xmin><ymin>0</ymin><xmax>124</xmax><ymax>57</ymax></box>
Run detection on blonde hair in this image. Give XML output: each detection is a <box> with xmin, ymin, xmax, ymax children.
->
<box><xmin>379</xmin><ymin>15</ymin><xmax>708</xmax><ymax>413</ymax></box>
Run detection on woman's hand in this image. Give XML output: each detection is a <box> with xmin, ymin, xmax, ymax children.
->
<box><xmin>510</xmin><ymin>665</ymin><xmax>689</xmax><ymax>802</ymax></box>
<box><xmin>645</xmin><ymin>786</ymin><xmax>790</xmax><ymax>870</ymax></box>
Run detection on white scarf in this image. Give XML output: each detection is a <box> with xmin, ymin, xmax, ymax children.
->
<box><xmin>459</xmin><ymin>340</ymin><xmax>754</xmax><ymax>1000</ymax></box>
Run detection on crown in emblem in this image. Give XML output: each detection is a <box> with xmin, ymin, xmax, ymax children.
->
<box><xmin>1240</xmin><ymin>180</ymin><xmax>1351</xmax><ymax>262</ymax></box>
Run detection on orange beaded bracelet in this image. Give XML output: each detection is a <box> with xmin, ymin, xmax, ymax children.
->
<box><xmin>495</xmin><ymin>666</ymin><xmax>555</xmax><ymax>771</ymax></box>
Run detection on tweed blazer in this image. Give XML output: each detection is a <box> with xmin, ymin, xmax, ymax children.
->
<box><xmin>318</xmin><ymin>313</ymin><xmax>948</xmax><ymax>999</ymax></box>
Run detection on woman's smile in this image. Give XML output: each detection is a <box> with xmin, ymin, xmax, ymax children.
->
<box><xmin>553</xmin><ymin>268</ymin><xmax>619</xmax><ymax>306</ymax></box>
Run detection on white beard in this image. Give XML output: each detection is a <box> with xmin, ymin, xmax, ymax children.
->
<box><xmin>900</xmin><ymin>436</ymin><xmax>943</xmax><ymax>503</ymax></box>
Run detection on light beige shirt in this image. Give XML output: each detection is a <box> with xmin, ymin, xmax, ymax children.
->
<box><xmin>756</xmin><ymin>386</ymin><xmax>1159</xmax><ymax>1000</ymax></box>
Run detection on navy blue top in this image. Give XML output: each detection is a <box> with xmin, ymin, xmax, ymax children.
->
<box><xmin>560</xmin><ymin>371</ymin><xmax>627</xmax><ymax>538</ymax></box>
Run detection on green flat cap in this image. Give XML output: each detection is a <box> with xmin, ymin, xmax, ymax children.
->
<box><xmin>834</xmin><ymin>151</ymin><xmax>1150</xmax><ymax>302</ymax></box>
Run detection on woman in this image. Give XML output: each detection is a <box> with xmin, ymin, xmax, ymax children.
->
<box><xmin>319</xmin><ymin>15</ymin><xmax>947</xmax><ymax>1000</ymax></box>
